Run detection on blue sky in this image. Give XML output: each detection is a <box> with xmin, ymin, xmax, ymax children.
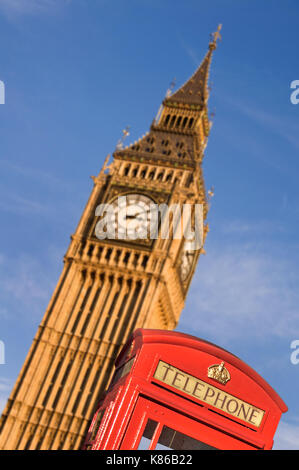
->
<box><xmin>0</xmin><ymin>0</ymin><xmax>299</xmax><ymax>449</ymax></box>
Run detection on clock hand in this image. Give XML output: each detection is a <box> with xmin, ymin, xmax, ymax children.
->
<box><xmin>126</xmin><ymin>210</ymin><xmax>150</xmax><ymax>219</ymax></box>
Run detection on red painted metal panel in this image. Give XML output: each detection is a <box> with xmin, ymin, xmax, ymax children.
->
<box><xmin>82</xmin><ymin>329</ymin><xmax>287</xmax><ymax>450</ymax></box>
<box><xmin>120</xmin><ymin>397</ymin><xmax>258</xmax><ymax>450</ymax></box>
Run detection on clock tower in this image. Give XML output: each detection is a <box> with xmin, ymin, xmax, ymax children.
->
<box><xmin>0</xmin><ymin>28</ymin><xmax>220</xmax><ymax>450</ymax></box>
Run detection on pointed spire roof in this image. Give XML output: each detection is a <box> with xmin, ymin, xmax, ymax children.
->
<box><xmin>165</xmin><ymin>25</ymin><xmax>222</xmax><ymax>107</ymax></box>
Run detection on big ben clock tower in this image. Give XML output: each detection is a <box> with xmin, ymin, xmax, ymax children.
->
<box><xmin>0</xmin><ymin>27</ymin><xmax>221</xmax><ymax>450</ymax></box>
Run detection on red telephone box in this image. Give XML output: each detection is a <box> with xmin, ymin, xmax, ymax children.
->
<box><xmin>82</xmin><ymin>329</ymin><xmax>287</xmax><ymax>450</ymax></box>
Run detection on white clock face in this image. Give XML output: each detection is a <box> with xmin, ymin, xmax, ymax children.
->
<box><xmin>110</xmin><ymin>193</ymin><xmax>154</xmax><ymax>240</ymax></box>
<box><xmin>180</xmin><ymin>239</ymin><xmax>196</xmax><ymax>281</ymax></box>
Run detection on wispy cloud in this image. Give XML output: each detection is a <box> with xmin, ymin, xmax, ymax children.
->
<box><xmin>0</xmin><ymin>161</ymin><xmax>80</xmax><ymax>220</ymax></box>
<box><xmin>180</xmin><ymin>241</ymin><xmax>299</xmax><ymax>344</ymax></box>
<box><xmin>0</xmin><ymin>0</ymin><xmax>71</xmax><ymax>18</ymax></box>
<box><xmin>220</xmin><ymin>219</ymin><xmax>286</xmax><ymax>236</ymax></box>
<box><xmin>178</xmin><ymin>36</ymin><xmax>201</xmax><ymax>68</ymax></box>
<box><xmin>0</xmin><ymin>192</ymin><xmax>47</xmax><ymax>215</ymax></box>
<box><xmin>238</xmin><ymin>103</ymin><xmax>299</xmax><ymax>151</ymax></box>
<box><xmin>0</xmin><ymin>377</ymin><xmax>11</xmax><ymax>393</ymax></box>
<box><xmin>0</xmin><ymin>160</ymin><xmax>73</xmax><ymax>192</ymax></box>
<box><xmin>222</xmin><ymin>95</ymin><xmax>299</xmax><ymax>152</ymax></box>
<box><xmin>273</xmin><ymin>419</ymin><xmax>299</xmax><ymax>450</ymax></box>
<box><xmin>0</xmin><ymin>251</ymin><xmax>60</xmax><ymax>320</ymax></box>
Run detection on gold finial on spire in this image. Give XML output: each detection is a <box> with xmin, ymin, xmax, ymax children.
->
<box><xmin>209</xmin><ymin>24</ymin><xmax>222</xmax><ymax>50</ymax></box>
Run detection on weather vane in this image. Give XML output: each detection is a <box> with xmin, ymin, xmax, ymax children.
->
<box><xmin>116</xmin><ymin>126</ymin><xmax>130</xmax><ymax>150</ymax></box>
<box><xmin>210</xmin><ymin>107</ymin><xmax>216</xmax><ymax>120</ymax></box>
<box><xmin>165</xmin><ymin>78</ymin><xmax>176</xmax><ymax>98</ymax></box>
<box><xmin>207</xmin><ymin>185</ymin><xmax>215</xmax><ymax>201</ymax></box>
<box><xmin>154</xmin><ymin>78</ymin><xmax>177</xmax><ymax>124</ymax></box>
<box><xmin>209</xmin><ymin>24</ymin><xmax>222</xmax><ymax>48</ymax></box>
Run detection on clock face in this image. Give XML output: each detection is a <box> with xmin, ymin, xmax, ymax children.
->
<box><xmin>180</xmin><ymin>239</ymin><xmax>196</xmax><ymax>282</ymax></box>
<box><xmin>109</xmin><ymin>193</ymin><xmax>154</xmax><ymax>240</ymax></box>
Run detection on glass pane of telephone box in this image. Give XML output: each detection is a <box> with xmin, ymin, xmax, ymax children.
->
<box><xmin>137</xmin><ymin>419</ymin><xmax>158</xmax><ymax>450</ymax></box>
<box><xmin>155</xmin><ymin>426</ymin><xmax>217</xmax><ymax>450</ymax></box>
<box><xmin>90</xmin><ymin>408</ymin><xmax>106</xmax><ymax>441</ymax></box>
<box><xmin>137</xmin><ymin>420</ymin><xmax>217</xmax><ymax>450</ymax></box>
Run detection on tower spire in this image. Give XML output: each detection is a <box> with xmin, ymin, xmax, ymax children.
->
<box><xmin>165</xmin><ymin>24</ymin><xmax>222</xmax><ymax>107</ymax></box>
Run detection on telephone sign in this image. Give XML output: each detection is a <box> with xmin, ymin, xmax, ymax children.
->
<box><xmin>82</xmin><ymin>329</ymin><xmax>287</xmax><ymax>450</ymax></box>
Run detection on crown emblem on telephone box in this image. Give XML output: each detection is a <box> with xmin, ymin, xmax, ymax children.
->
<box><xmin>208</xmin><ymin>362</ymin><xmax>231</xmax><ymax>385</ymax></box>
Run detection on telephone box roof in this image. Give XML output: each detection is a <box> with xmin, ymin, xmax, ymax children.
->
<box><xmin>120</xmin><ymin>328</ymin><xmax>287</xmax><ymax>414</ymax></box>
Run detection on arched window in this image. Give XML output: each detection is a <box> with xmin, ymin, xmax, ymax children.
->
<box><xmin>133</xmin><ymin>254</ymin><xmax>140</xmax><ymax>267</ymax></box>
<box><xmin>164</xmin><ymin>114</ymin><xmax>170</xmax><ymax>126</ymax></box>
<box><xmin>185</xmin><ymin>174</ymin><xmax>194</xmax><ymax>187</ymax></box>
<box><xmin>124</xmin><ymin>165</ymin><xmax>130</xmax><ymax>176</ymax></box>
<box><xmin>132</xmin><ymin>144</ymin><xmax>140</xmax><ymax>151</ymax></box>
<box><xmin>176</xmin><ymin>116</ymin><xmax>182</xmax><ymax>128</ymax></box>
<box><xmin>87</xmin><ymin>244</ymin><xmax>94</xmax><ymax>257</ymax></box>
<box><xmin>166</xmin><ymin>172</ymin><xmax>173</xmax><ymax>182</ymax></box>
<box><xmin>182</xmin><ymin>117</ymin><xmax>188</xmax><ymax>129</ymax></box>
<box><xmin>123</xmin><ymin>252</ymin><xmax>130</xmax><ymax>264</ymax></box>
<box><xmin>140</xmin><ymin>167</ymin><xmax>147</xmax><ymax>178</ymax></box>
<box><xmin>169</xmin><ymin>115</ymin><xmax>176</xmax><ymax>128</ymax></box>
